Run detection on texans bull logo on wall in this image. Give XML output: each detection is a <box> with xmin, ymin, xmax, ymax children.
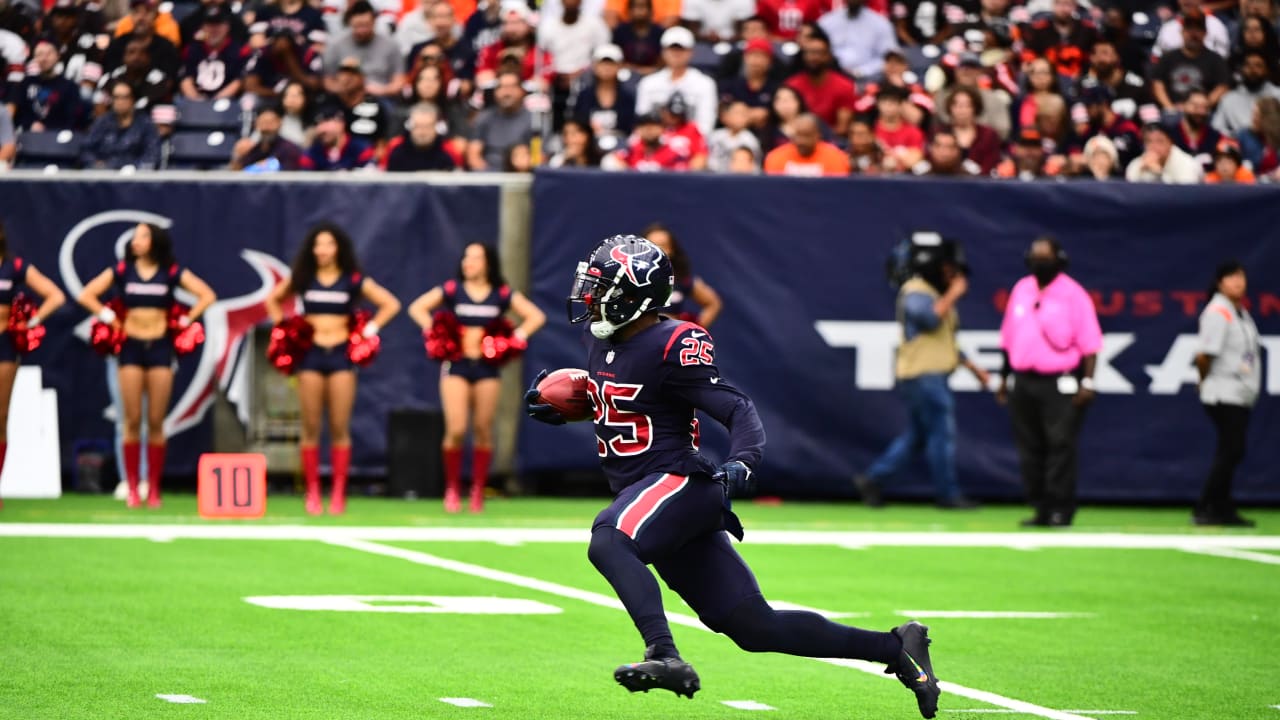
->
<box><xmin>58</xmin><ymin>210</ymin><xmax>295</xmax><ymax>436</ymax></box>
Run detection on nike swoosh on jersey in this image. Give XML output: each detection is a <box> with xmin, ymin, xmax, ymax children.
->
<box><xmin>710</xmin><ymin>377</ymin><xmax>720</xmax><ymax>384</ymax></box>
<box><xmin>691</xmin><ymin>331</ymin><xmax>705</xmax><ymax>338</ymax></box>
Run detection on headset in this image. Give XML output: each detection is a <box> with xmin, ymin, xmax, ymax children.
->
<box><xmin>1024</xmin><ymin>235</ymin><xmax>1069</xmax><ymax>271</ymax></box>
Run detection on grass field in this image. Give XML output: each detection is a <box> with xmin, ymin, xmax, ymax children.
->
<box><xmin>2</xmin><ymin>496</ymin><xmax>1279</xmax><ymax>720</ymax></box>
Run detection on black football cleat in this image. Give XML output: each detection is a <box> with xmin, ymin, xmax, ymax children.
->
<box><xmin>614</xmin><ymin>649</ymin><xmax>700</xmax><ymax>699</ymax></box>
<box><xmin>886</xmin><ymin>621</ymin><xmax>940</xmax><ymax>719</ymax></box>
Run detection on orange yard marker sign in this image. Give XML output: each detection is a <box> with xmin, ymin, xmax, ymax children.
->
<box><xmin>198</xmin><ymin>454</ymin><xmax>267</xmax><ymax>519</ymax></box>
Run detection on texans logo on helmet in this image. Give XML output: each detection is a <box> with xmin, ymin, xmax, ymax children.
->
<box><xmin>609</xmin><ymin>244</ymin><xmax>660</xmax><ymax>287</ymax></box>
<box><xmin>60</xmin><ymin>210</ymin><xmax>296</xmax><ymax>437</ymax></box>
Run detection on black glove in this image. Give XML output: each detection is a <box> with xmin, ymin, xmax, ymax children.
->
<box><xmin>524</xmin><ymin>369</ymin><xmax>566</xmax><ymax>426</ymax></box>
<box><xmin>712</xmin><ymin>460</ymin><xmax>755</xmax><ymax>499</ymax></box>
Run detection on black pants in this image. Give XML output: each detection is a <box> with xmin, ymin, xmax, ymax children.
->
<box><xmin>1199</xmin><ymin>403</ymin><xmax>1251</xmax><ymax>518</ymax></box>
<box><xmin>1010</xmin><ymin>372</ymin><xmax>1088</xmax><ymax>520</ymax></box>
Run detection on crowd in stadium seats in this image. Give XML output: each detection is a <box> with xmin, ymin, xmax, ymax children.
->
<box><xmin>1</xmin><ymin>0</ymin><xmax>1278</xmax><ymax>180</ymax></box>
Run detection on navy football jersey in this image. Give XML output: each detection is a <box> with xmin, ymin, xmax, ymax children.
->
<box><xmin>113</xmin><ymin>261</ymin><xmax>182</xmax><ymax>310</ymax></box>
<box><xmin>586</xmin><ymin>318</ymin><xmax>765</xmax><ymax>494</ymax></box>
<box><xmin>0</xmin><ymin>257</ymin><xmax>29</xmax><ymax>304</ymax></box>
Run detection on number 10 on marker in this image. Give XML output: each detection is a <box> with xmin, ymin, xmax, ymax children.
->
<box><xmin>198</xmin><ymin>453</ymin><xmax>268</xmax><ymax>519</ymax></box>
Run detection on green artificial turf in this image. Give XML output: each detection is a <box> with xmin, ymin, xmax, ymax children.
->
<box><xmin>2</xmin><ymin>496</ymin><xmax>1278</xmax><ymax>719</ymax></box>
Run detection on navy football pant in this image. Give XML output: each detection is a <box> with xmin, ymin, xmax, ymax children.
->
<box><xmin>589</xmin><ymin>472</ymin><xmax>899</xmax><ymax>664</ymax></box>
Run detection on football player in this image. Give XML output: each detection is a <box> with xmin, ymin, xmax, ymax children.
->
<box><xmin>525</xmin><ymin>235</ymin><xmax>942</xmax><ymax>718</ymax></box>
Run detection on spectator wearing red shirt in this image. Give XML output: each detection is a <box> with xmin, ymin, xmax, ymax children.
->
<box><xmin>612</xmin><ymin>110</ymin><xmax>688</xmax><ymax>170</ymax></box>
<box><xmin>1016</xmin><ymin>0</ymin><xmax>1097</xmax><ymax>80</ymax></box>
<box><xmin>784</xmin><ymin>28</ymin><xmax>857</xmax><ymax>136</ymax></box>
<box><xmin>758</xmin><ymin>0</ymin><xmax>827</xmax><ymax>41</ymax></box>
<box><xmin>660</xmin><ymin>92</ymin><xmax>708</xmax><ymax>170</ymax></box>
<box><xmin>874</xmin><ymin>84</ymin><xmax>925</xmax><ymax>171</ymax></box>
<box><xmin>942</xmin><ymin>85</ymin><xmax>1000</xmax><ymax>175</ymax></box>
<box><xmin>475</xmin><ymin>3</ymin><xmax>553</xmax><ymax>90</ymax></box>
<box><xmin>764</xmin><ymin>112</ymin><xmax>851</xmax><ymax>175</ymax></box>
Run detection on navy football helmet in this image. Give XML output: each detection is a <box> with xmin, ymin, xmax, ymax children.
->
<box><xmin>568</xmin><ymin>235</ymin><xmax>674</xmax><ymax>339</ymax></box>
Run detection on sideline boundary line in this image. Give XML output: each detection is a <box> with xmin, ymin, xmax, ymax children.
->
<box><xmin>1</xmin><ymin>523</ymin><xmax>1279</xmax><ymax>550</ymax></box>
<box><xmin>325</xmin><ymin>536</ymin><xmax>1104</xmax><ymax>720</ymax></box>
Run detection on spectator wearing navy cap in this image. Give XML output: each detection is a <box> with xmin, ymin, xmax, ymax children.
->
<box><xmin>1151</xmin><ymin>10</ymin><xmax>1230</xmax><ymax>110</ymax></box>
<box><xmin>635</xmin><ymin>25</ymin><xmax>718</xmax><ymax>136</ymax></box>
<box><xmin>569</xmin><ymin>43</ymin><xmax>637</xmax><ymax>142</ymax></box>
<box><xmin>785</xmin><ymin>27</ymin><xmax>857</xmax><ymax>136</ymax></box>
<box><xmin>660</xmin><ymin>91</ymin><xmax>708</xmax><ymax>169</ymax></box>
<box><xmin>13</xmin><ymin>39</ymin><xmax>85</xmax><ymax>131</ymax></box>
<box><xmin>1068</xmin><ymin>82</ymin><xmax>1142</xmax><ymax>171</ymax></box>
<box><xmin>178</xmin><ymin>5</ymin><xmax>249</xmax><ymax>100</ymax></box>
<box><xmin>244</xmin><ymin>26</ymin><xmax>325</xmax><ymax>98</ymax></box>
<box><xmin>1125</xmin><ymin>122</ymin><xmax>1203</xmax><ymax>183</ymax></box>
<box><xmin>717</xmin><ymin>36</ymin><xmax>779</xmax><ymax>131</ymax></box>
<box><xmin>179</xmin><ymin>0</ymin><xmax>249</xmax><ymax>47</ymax></box>
<box><xmin>231</xmin><ymin>103</ymin><xmax>305</xmax><ymax>170</ymax></box>
<box><xmin>301</xmin><ymin>102</ymin><xmax>376</xmax><ymax>170</ymax></box>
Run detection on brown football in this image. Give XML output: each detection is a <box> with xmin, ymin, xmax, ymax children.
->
<box><xmin>535</xmin><ymin>368</ymin><xmax>593</xmax><ymax>422</ymax></box>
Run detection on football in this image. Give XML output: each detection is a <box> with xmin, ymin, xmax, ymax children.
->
<box><xmin>535</xmin><ymin>368</ymin><xmax>594</xmax><ymax>423</ymax></box>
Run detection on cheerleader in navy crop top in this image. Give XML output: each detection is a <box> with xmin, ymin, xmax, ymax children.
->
<box><xmin>643</xmin><ymin>224</ymin><xmax>722</xmax><ymax>328</ymax></box>
<box><xmin>265</xmin><ymin>222</ymin><xmax>401</xmax><ymax>516</ymax></box>
<box><xmin>0</xmin><ymin>220</ymin><xmax>67</xmax><ymax>511</ymax></box>
<box><xmin>407</xmin><ymin>242</ymin><xmax>546</xmax><ymax>514</ymax></box>
<box><xmin>76</xmin><ymin>223</ymin><xmax>216</xmax><ymax>509</ymax></box>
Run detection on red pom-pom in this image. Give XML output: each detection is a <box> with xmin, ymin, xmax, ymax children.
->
<box><xmin>347</xmin><ymin>309</ymin><xmax>381</xmax><ymax>367</ymax></box>
<box><xmin>425</xmin><ymin>310</ymin><xmax>463</xmax><ymax>362</ymax></box>
<box><xmin>8</xmin><ymin>294</ymin><xmax>44</xmax><ymax>354</ymax></box>
<box><xmin>90</xmin><ymin>298</ymin><xmax>125</xmax><ymax>356</ymax></box>
<box><xmin>266</xmin><ymin>316</ymin><xmax>314</xmax><ymax>375</ymax></box>
<box><xmin>481</xmin><ymin>317</ymin><xmax>525</xmax><ymax>367</ymax></box>
<box><xmin>168</xmin><ymin>304</ymin><xmax>205</xmax><ymax>357</ymax></box>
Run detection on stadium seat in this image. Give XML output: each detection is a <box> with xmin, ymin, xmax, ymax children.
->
<box><xmin>165</xmin><ymin>130</ymin><xmax>235</xmax><ymax>169</ymax></box>
<box><xmin>15</xmin><ymin>130</ymin><xmax>84</xmax><ymax>170</ymax></box>
<box><xmin>174</xmin><ymin>96</ymin><xmax>244</xmax><ymax>132</ymax></box>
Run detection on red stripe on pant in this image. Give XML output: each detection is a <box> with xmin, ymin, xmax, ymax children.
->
<box><xmin>615</xmin><ymin>474</ymin><xmax>688</xmax><ymax>539</ymax></box>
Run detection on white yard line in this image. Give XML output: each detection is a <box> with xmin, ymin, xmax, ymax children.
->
<box><xmin>2</xmin><ymin>523</ymin><xmax>1279</xmax><ymax>551</ymax></box>
<box><xmin>438</xmin><ymin>698</ymin><xmax>492</xmax><ymax>708</ymax></box>
<box><xmin>324</xmin><ymin>537</ymin><xmax>1102</xmax><ymax>720</ymax></box>
<box><xmin>945</xmin><ymin>712</ymin><xmax>1135</xmax><ymax>716</ymax></box>
<box><xmin>894</xmin><ymin>611</ymin><xmax>1096</xmax><ymax>619</ymax></box>
<box><xmin>721</xmin><ymin>700</ymin><xmax>777</xmax><ymax>710</ymax></box>
<box><xmin>1180</xmin><ymin>547</ymin><xmax>1280</xmax><ymax>566</ymax></box>
<box><xmin>155</xmin><ymin>694</ymin><xmax>206</xmax><ymax>704</ymax></box>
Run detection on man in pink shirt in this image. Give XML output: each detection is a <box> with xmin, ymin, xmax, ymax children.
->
<box><xmin>996</xmin><ymin>237</ymin><xmax>1102</xmax><ymax>528</ymax></box>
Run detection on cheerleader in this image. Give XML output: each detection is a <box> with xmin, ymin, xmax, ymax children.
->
<box><xmin>643</xmin><ymin>223</ymin><xmax>722</xmax><ymax>327</ymax></box>
<box><xmin>77</xmin><ymin>223</ymin><xmax>216</xmax><ymax>509</ymax></box>
<box><xmin>0</xmin><ymin>220</ymin><xmax>66</xmax><ymax>509</ymax></box>
<box><xmin>408</xmin><ymin>243</ymin><xmax>545</xmax><ymax>513</ymax></box>
<box><xmin>265</xmin><ymin>222</ymin><xmax>401</xmax><ymax>515</ymax></box>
